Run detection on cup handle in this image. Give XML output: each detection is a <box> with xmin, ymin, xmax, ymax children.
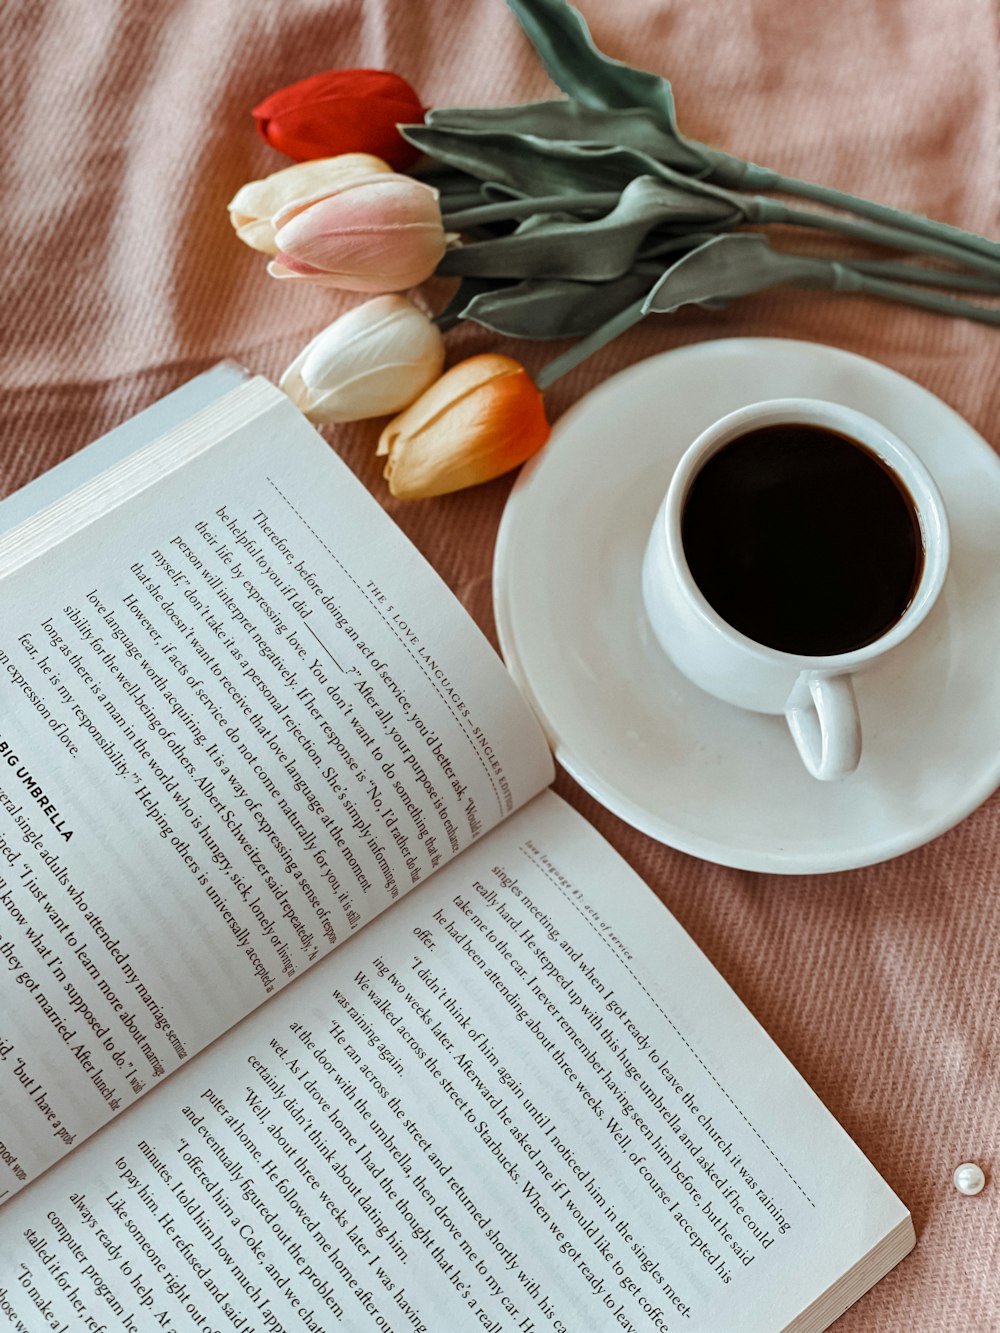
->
<box><xmin>785</xmin><ymin>671</ymin><xmax>861</xmax><ymax>781</ymax></box>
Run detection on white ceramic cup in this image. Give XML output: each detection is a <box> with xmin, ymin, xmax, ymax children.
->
<box><xmin>642</xmin><ymin>398</ymin><xmax>950</xmax><ymax>781</ymax></box>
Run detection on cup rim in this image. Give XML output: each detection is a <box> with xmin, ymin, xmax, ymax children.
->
<box><xmin>662</xmin><ymin>397</ymin><xmax>951</xmax><ymax>667</ymax></box>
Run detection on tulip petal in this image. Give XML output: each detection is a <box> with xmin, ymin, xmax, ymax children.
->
<box><xmin>228</xmin><ymin>155</ymin><xmax>392</xmax><ymax>254</ymax></box>
<box><xmin>289</xmin><ymin>357</ymin><xmax>444</xmax><ymax>423</ymax></box>
<box><xmin>270</xmin><ymin>170</ymin><xmax>405</xmax><ymax>230</ymax></box>
<box><xmin>268</xmin><ymin>258</ymin><xmax>363</xmax><ymax>289</ymax></box>
<box><xmin>253</xmin><ymin>69</ymin><xmax>424</xmax><ymax>170</ymax></box>
<box><xmin>379</xmin><ymin>354</ymin><xmax>550</xmax><ymax>498</ymax></box>
<box><xmin>279</xmin><ymin>295</ymin><xmax>445</xmax><ymax>423</ymax></box>
<box><xmin>272</xmin><ymin>176</ymin><xmax>446</xmax><ymax>292</ymax></box>
<box><xmin>269</xmin><ymin>253</ymin><xmax>325</xmax><ymax>277</ymax></box>
<box><xmin>232</xmin><ymin>215</ymin><xmax>281</xmax><ymax>254</ymax></box>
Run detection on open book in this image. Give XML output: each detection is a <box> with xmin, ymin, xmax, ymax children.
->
<box><xmin>0</xmin><ymin>367</ymin><xmax>913</xmax><ymax>1333</ymax></box>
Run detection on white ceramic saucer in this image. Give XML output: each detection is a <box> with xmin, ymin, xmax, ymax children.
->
<box><xmin>493</xmin><ymin>338</ymin><xmax>1000</xmax><ymax>873</ymax></box>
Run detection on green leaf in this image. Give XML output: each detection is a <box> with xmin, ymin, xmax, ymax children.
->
<box><xmin>499</xmin><ymin>0</ymin><xmax>757</xmax><ymax>183</ymax></box>
<box><xmin>481</xmin><ymin>181</ymin><xmax>527</xmax><ymax>201</ymax></box>
<box><xmin>643</xmin><ymin>235</ymin><xmax>1000</xmax><ymax>326</ymax></box>
<box><xmin>511</xmin><ymin>209</ymin><xmax>583</xmax><ymax>233</ymax></box>
<box><xmin>458</xmin><ymin>271</ymin><xmax>659</xmax><ymax>339</ymax></box>
<box><xmin>643</xmin><ymin>234</ymin><xmax>831</xmax><ymax>313</ymax></box>
<box><xmin>637</xmin><ymin>229</ymin><xmax>715</xmax><ymax>261</ymax></box>
<box><xmin>504</xmin><ymin>0</ymin><xmax>685</xmax><ymax>127</ymax></box>
<box><xmin>426</xmin><ymin>99</ymin><xmax>709</xmax><ymax>174</ymax></box>
<box><xmin>433</xmin><ymin>276</ymin><xmax>513</xmax><ymax>331</ymax></box>
<box><xmin>404</xmin><ymin>123</ymin><xmax>651</xmax><ymax>195</ymax></box>
<box><xmin>404</xmin><ymin>122</ymin><xmax>749</xmax><ymax>215</ymax></box>
<box><xmin>437</xmin><ymin>178</ymin><xmax>740</xmax><ymax>281</ymax></box>
<box><xmin>409</xmin><ymin>158</ymin><xmax>527</xmax><ymax>204</ymax></box>
<box><xmin>498</xmin><ymin>0</ymin><xmax>1000</xmax><ymax>267</ymax></box>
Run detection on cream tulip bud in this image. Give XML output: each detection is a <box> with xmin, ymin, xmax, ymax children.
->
<box><xmin>227</xmin><ymin>154</ymin><xmax>391</xmax><ymax>254</ymax></box>
<box><xmin>279</xmin><ymin>295</ymin><xmax>445</xmax><ymax>424</ymax></box>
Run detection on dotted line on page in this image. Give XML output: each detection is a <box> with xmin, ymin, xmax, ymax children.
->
<box><xmin>266</xmin><ymin>479</ymin><xmax>505</xmax><ymax>817</ymax></box>
<box><xmin>519</xmin><ymin>844</ymin><xmax>816</xmax><ymax>1208</ymax></box>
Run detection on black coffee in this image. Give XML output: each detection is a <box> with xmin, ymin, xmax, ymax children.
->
<box><xmin>681</xmin><ymin>423</ymin><xmax>923</xmax><ymax>656</ymax></box>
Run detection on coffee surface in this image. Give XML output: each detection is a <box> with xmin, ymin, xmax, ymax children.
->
<box><xmin>681</xmin><ymin>423</ymin><xmax>924</xmax><ymax>656</ymax></box>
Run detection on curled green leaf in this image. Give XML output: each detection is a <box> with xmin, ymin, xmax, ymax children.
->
<box><xmin>642</xmin><ymin>233</ymin><xmax>1000</xmax><ymax>324</ymax></box>
<box><xmin>438</xmin><ymin>176</ymin><xmax>742</xmax><ymax>281</ymax></box>
<box><xmin>458</xmin><ymin>270</ymin><xmax>659</xmax><ymax>339</ymax></box>
<box><xmin>433</xmin><ymin>276</ymin><xmax>514</xmax><ymax>332</ymax></box>
<box><xmin>643</xmin><ymin>234</ymin><xmax>821</xmax><ymax>313</ymax></box>
<box><xmin>502</xmin><ymin>0</ymin><xmax>753</xmax><ymax>185</ymax></box>
<box><xmin>426</xmin><ymin>100</ymin><xmax>708</xmax><ymax>172</ymax></box>
<box><xmin>503</xmin><ymin>0</ymin><xmax>691</xmax><ymax>139</ymax></box>
<box><xmin>404</xmin><ymin>122</ymin><xmax>736</xmax><ymax>201</ymax></box>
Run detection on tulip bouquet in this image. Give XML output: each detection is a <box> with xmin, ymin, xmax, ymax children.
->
<box><xmin>230</xmin><ymin>0</ymin><xmax>1000</xmax><ymax>499</ymax></box>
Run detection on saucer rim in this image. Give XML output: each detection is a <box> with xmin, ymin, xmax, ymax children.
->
<box><xmin>493</xmin><ymin>336</ymin><xmax>1000</xmax><ymax>874</ymax></box>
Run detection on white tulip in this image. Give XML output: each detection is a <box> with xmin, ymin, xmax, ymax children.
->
<box><xmin>279</xmin><ymin>295</ymin><xmax>446</xmax><ymax>424</ymax></box>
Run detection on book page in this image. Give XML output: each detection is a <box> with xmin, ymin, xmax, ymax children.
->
<box><xmin>0</xmin><ymin>792</ymin><xmax>909</xmax><ymax>1333</ymax></box>
<box><xmin>0</xmin><ymin>382</ymin><xmax>553</xmax><ymax>1202</ymax></box>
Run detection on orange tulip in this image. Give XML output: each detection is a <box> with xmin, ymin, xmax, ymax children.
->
<box><xmin>377</xmin><ymin>354</ymin><xmax>550</xmax><ymax>499</ymax></box>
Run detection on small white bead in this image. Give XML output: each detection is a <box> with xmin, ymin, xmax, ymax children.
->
<box><xmin>953</xmin><ymin>1163</ymin><xmax>986</xmax><ymax>1196</ymax></box>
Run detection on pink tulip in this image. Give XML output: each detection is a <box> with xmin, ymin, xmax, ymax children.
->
<box><xmin>268</xmin><ymin>173</ymin><xmax>447</xmax><ymax>293</ymax></box>
<box><xmin>227</xmin><ymin>153</ymin><xmax>391</xmax><ymax>255</ymax></box>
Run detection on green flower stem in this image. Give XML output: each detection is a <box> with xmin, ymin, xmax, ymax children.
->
<box><xmin>442</xmin><ymin>191</ymin><xmax>619</xmax><ymax>229</ymax></box>
<box><xmin>534</xmin><ymin>258</ymin><xmax>1000</xmax><ymax>393</ymax></box>
<box><xmin>755</xmin><ymin>166</ymin><xmax>1000</xmax><ymax>264</ymax></box>
<box><xmin>754</xmin><ymin>198</ymin><xmax>1000</xmax><ymax>280</ymax></box>
<box><xmin>534</xmin><ymin>296</ymin><xmax>649</xmax><ymax>389</ymax></box>
<box><xmin>433</xmin><ymin>310</ymin><xmax>464</xmax><ymax>333</ymax></box>
<box><xmin>438</xmin><ymin>191</ymin><xmax>493</xmax><ymax>212</ymax></box>
<box><xmin>849</xmin><ymin>259</ymin><xmax>1000</xmax><ymax>293</ymax></box>
<box><xmin>827</xmin><ymin>267</ymin><xmax>1000</xmax><ymax>325</ymax></box>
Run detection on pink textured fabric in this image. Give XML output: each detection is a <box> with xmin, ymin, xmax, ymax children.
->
<box><xmin>2</xmin><ymin>2</ymin><xmax>998</xmax><ymax>1328</ymax></box>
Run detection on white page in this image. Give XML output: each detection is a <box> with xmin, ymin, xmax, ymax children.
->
<box><xmin>0</xmin><ymin>792</ymin><xmax>909</xmax><ymax>1332</ymax></box>
<box><xmin>0</xmin><ymin>383</ymin><xmax>553</xmax><ymax>1201</ymax></box>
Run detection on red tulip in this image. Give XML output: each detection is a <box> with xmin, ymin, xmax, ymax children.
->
<box><xmin>253</xmin><ymin>69</ymin><xmax>424</xmax><ymax>171</ymax></box>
